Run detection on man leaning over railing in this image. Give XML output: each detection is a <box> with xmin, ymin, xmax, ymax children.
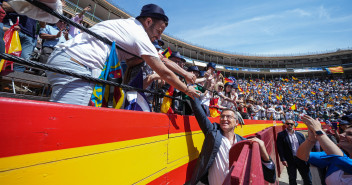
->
<box><xmin>45</xmin><ymin>4</ymin><xmax>200</xmax><ymax>106</ymax></box>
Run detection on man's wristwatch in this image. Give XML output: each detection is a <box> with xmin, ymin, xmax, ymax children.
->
<box><xmin>315</xmin><ymin>130</ymin><xmax>325</xmax><ymax>136</ymax></box>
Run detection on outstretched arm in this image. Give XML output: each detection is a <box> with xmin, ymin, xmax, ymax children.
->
<box><xmin>301</xmin><ymin>115</ymin><xmax>343</xmax><ymax>156</ymax></box>
<box><xmin>160</xmin><ymin>54</ymin><xmax>196</xmax><ymax>84</ymax></box>
<box><xmin>297</xmin><ymin>128</ymin><xmax>317</xmax><ymax>161</ymax></box>
<box><xmin>143</xmin><ymin>55</ymin><xmax>200</xmax><ymax>100</ymax></box>
<box><xmin>190</xmin><ymin>97</ymin><xmax>214</xmax><ymax>134</ymax></box>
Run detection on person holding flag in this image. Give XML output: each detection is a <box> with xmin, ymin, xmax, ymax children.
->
<box><xmin>46</xmin><ymin>4</ymin><xmax>200</xmax><ymax>106</ymax></box>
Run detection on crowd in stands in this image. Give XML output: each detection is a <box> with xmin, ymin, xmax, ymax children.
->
<box><xmin>1</xmin><ymin>0</ymin><xmax>351</xmax><ymax>124</ymax></box>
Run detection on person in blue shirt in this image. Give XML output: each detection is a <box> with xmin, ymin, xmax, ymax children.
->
<box><xmin>39</xmin><ymin>20</ymin><xmax>71</xmax><ymax>64</ymax></box>
<box><xmin>297</xmin><ymin>115</ymin><xmax>352</xmax><ymax>185</ymax></box>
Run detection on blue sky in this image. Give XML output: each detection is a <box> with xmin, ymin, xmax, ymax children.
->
<box><xmin>107</xmin><ymin>0</ymin><xmax>352</xmax><ymax>56</ymax></box>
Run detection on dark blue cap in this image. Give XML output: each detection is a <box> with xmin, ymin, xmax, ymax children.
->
<box><xmin>136</xmin><ymin>4</ymin><xmax>169</xmax><ymax>22</ymax></box>
<box><xmin>187</xmin><ymin>66</ymin><xmax>199</xmax><ymax>72</ymax></box>
<box><xmin>199</xmin><ymin>71</ymin><xmax>205</xmax><ymax>77</ymax></box>
<box><xmin>207</xmin><ymin>62</ymin><xmax>216</xmax><ymax>69</ymax></box>
<box><xmin>170</xmin><ymin>51</ymin><xmax>186</xmax><ymax>62</ymax></box>
<box><xmin>225</xmin><ymin>82</ymin><xmax>233</xmax><ymax>87</ymax></box>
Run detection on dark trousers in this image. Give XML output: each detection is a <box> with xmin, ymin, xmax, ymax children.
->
<box><xmin>39</xmin><ymin>46</ymin><xmax>54</xmax><ymax>64</ymax></box>
<box><xmin>287</xmin><ymin>157</ymin><xmax>312</xmax><ymax>185</ymax></box>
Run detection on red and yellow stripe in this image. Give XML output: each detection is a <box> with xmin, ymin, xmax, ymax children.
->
<box><xmin>0</xmin><ymin>98</ymin><xmax>306</xmax><ymax>185</ymax></box>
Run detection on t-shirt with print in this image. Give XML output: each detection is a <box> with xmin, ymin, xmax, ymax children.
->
<box><xmin>57</xmin><ymin>17</ymin><xmax>158</xmax><ymax>70</ymax></box>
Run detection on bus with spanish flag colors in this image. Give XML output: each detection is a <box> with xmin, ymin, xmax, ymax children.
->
<box><xmin>0</xmin><ymin>97</ymin><xmax>310</xmax><ymax>185</ymax></box>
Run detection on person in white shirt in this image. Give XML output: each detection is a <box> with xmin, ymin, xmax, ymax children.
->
<box><xmin>68</xmin><ymin>5</ymin><xmax>91</xmax><ymax>38</ymax></box>
<box><xmin>46</xmin><ymin>4</ymin><xmax>200</xmax><ymax>106</ymax></box>
<box><xmin>286</xmin><ymin>109</ymin><xmax>295</xmax><ymax>121</ymax></box>
<box><xmin>189</xmin><ymin>98</ymin><xmax>276</xmax><ymax>185</ymax></box>
<box><xmin>267</xmin><ymin>104</ymin><xmax>276</xmax><ymax>120</ymax></box>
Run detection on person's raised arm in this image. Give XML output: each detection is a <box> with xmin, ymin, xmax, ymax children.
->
<box><xmin>297</xmin><ymin>128</ymin><xmax>317</xmax><ymax>161</ymax></box>
<box><xmin>190</xmin><ymin>97</ymin><xmax>214</xmax><ymax>134</ymax></box>
<box><xmin>142</xmin><ymin>55</ymin><xmax>200</xmax><ymax>99</ymax></box>
<box><xmin>160</xmin><ymin>54</ymin><xmax>196</xmax><ymax>84</ymax></box>
<box><xmin>78</xmin><ymin>6</ymin><xmax>91</xmax><ymax>19</ymax></box>
<box><xmin>301</xmin><ymin>115</ymin><xmax>343</xmax><ymax>156</ymax></box>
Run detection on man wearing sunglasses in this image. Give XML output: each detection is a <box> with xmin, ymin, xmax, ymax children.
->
<box><xmin>277</xmin><ymin>120</ymin><xmax>312</xmax><ymax>185</ymax></box>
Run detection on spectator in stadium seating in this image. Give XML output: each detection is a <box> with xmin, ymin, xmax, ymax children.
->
<box><xmin>253</xmin><ymin>100</ymin><xmax>265</xmax><ymax>120</ymax></box>
<box><xmin>2</xmin><ymin>0</ymin><xmax>37</xmax><ymax>71</ymax></box>
<box><xmin>188</xmin><ymin>97</ymin><xmax>276</xmax><ymax>185</ymax></box>
<box><xmin>277</xmin><ymin>120</ymin><xmax>312</xmax><ymax>185</ymax></box>
<box><xmin>297</xmin><ymin>115</ymin><xmax>352</xmax><ymax>185</ymax></box>
<box><xmin>286</xmin><ymin>108</ymin><xmax>295</xmax><ymax>121</ymax></box>
<box><xmin>68</xmin><ymin>5</ymin><xmax>91</xmax><ymax>38</ymax></box>
<box><xmin>266</xmin><ymin>104</ymin><xmax>276</xmax><ymax>120</ymax></box>
<box><xmin>45</xmin><ymin>4</ymin><xmax>200</xmax><ymax>106</ymax></box>
<box><xmin>219</xmin><ymin>82</ymin><xmax>236</xmax><ymax>110</ymax></box>
<box><xmin>198</xmin><ymin>70</ymin><xmax>212</xmax><ymax>117</ymax></box>
<box><xmin>39</xmin><ymin>20</ymin><xmax>71</xmax><ymax>64</ymax></box>
<box><xmin>168</xmin><ymin>51</ymin><xmax>186</xmax><ymax>70</ymax></box>
<box><xmin>204</xmin><ymin>62</ymin><xmax>216</xmax><ymax>90</ymax></box>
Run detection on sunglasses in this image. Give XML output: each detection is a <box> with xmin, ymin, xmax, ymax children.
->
<box><xmin>286</xmin><ymin>123</ymin><xmax>294</xmax><ymax>126</ymax></box>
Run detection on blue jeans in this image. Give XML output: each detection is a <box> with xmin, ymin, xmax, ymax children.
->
<box><xmin>4</xmin><ymin>24</ymin><xmax>36</xmax><ymax>71</ymax></box>
<box><xmin>46</xmin><ymin>48</ymin><xmax>95</xmax><ymax>106</ymax></box>
<box><xmin>0</xmin><ymin>23</ymin><xmax>5</xmax><ymax>53</ymax></box>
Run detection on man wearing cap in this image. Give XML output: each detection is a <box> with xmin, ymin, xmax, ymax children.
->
<box><xmin>277</xmin><ymin>120</ymin><xmax>312</xmax><ymax>185</ymax></box>
<box><xmin>46</xmin><ymin>4</ymin><xmax>200</xmax><ymax>106</ymax></box>
<box><xmin>204</xmin><ymin>62</ymin><xmax>216</xmax><ymax>90</ymax></box>
<box><xmin>168</xmin><ymin>51</ymin><xmax>186</xmax><ymax>69</ymax></box>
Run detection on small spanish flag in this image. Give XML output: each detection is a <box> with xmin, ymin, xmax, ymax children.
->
<box><xmin>161</xmin><ymin>86</ymin><xmax>174</xmax><ymax>114</ymax></box>
<box><xmin>319</xmin><ymin>88</ymin><xmax>323</xmax><ymax>92</ymax></box>
<box><xmin>162</xmin><ymin>47</ymin><xmax>172</xmax><ymax>58</ymax></box>
<box><xmin>224</xmin><ymin>77</ymin><xmax>234</xmax><ymax>84</ymax></box>
<box><xmin>292</xmin><ymin>76</ymin><xmax>298</xmax><ymax>80</ymax></box>
<box><xmin>311</xmin><ymin>91</ymin><xmax>316</xmax><ymax>95</ymax></box>
<box><xmin>276</xmin><ymin>95</ymin><xmax>283</xmax><ymax>101</ymax></box>
<box><xmin>290</xmin><ymin>104</ymin><xmax>297</xmax><ymax>110</ymax></box>
<box><xmin>238</xmin><ymin>85</ymin><xmax>243</xmax><ymax>92</ymax></box>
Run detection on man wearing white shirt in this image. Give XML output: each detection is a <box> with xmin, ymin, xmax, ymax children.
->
<box><xmin>189</xmin><ymin>97</ymin><xmax>276</xmax><ymax>185</ymax></box>
<box><xmin>46</xmin><ymin>4</ymin><xmax>200</xmax><ymax>105</ymax></box>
